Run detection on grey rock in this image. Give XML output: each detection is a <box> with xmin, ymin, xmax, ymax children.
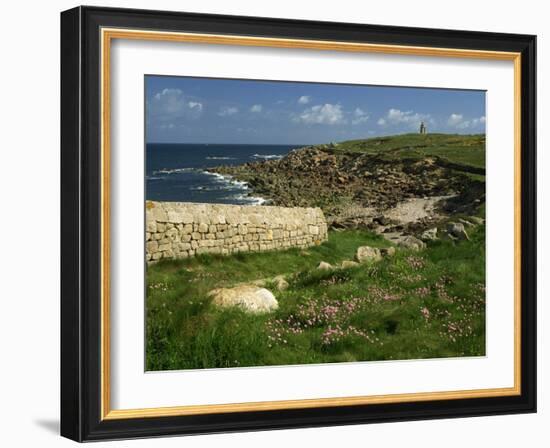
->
<box><xmin>272</xmin><ymin>275</ymin><xmax>289</xmax><ymax>291</ymax></box>
<box><xmin>421</xmin><ymin>227</ymin><xmax>438</xmax><ymax>241</ymax></box>
<box><xmin>398</xmin><ymin>235</ymin><xmax>426</xmax><ymax>251</ymax></box>
<box><xmin>381</xmin><ymin>246</ymin><xmax>396</xmax><ymax>257</ymax></box>
<box><xmin>458</xmin><ymin>218</ymin><xmax>475</xmax><ymax>228</ymax></box>
<box><xmin>447</xmin><ymin>222</ymin><xmax>470</xmax><ymax>241</ymax></box>
<box><xmin>469</xmin><ymin>216</ymin><xmax>485</xmax><ymax>225</ymax></box>
<box><xmin>249</xmin><ymin>279</ymin><xmax>268</xmax><ymax>287</ymax></box>
<box><xmin>341</xmin><ymin>260</ymin><xmax>360</xmax><ymax>269</ymax></box>
<box><xmin>355</xmin><ymin>246</ymin><xmax>382</xmax><ymax>263</ymax></box>
<box><xmin>317</xmin><ymin>261</ymin><xmax>334</xmax><ymax>270</ymax></box>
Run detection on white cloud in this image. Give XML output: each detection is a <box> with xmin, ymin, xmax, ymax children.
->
<box><xmin>149</xmin><ymin>88</ymin><xmax>203</xmax><ymax>128</ymax></box>
<box><xmin>188</xmin><ymin>101</ymin><xmax>203</xmax><ymax>112</ymax></box>
<box><xmin>448</xmin><ymin>113</ymin><xmax>486</xmax><ymax>130</ymax></box>
<box><xmin>473</xmin><ymin>116</ymin><xmax>486</xmax><ymax>126</ymax></box>
<box><xmin>448</xmin><ymin>113</ymin><xmax>464</xmax><ymax>126</ymax></box>
<box><xmin>154</xmin><ymin>88</ymin><xmax>182</xmax><ymax>101</ymax></box>
<box><xmin>298</xmin><ymin>95</ymin><xmax>311</xmax><ymax>105</ymax></box>
<box><xmin>295</xmin><ymin>103</ymin><xmax>346</xmax><ymax>125</ymax></box>
<box><xmin>388</xmin><ymin>108</ymin><xmax>414</xmax><ymax>123</ymax></box>
<box><xmin>351</xmin><ymin>107</ymin><xmax>369</xmax><ymax>125</ymax></box>
<box><xmin>250</xmin><ymin>104</ymin><xmax>263</xmax><ymax>113</ymax></box>
<box><xmin>218</xmin><ymin>106</ymin><xmax>239</xmax><ymax>117</ymax></box>
<box><xmin>378</xmin><ymin>108</ymin><xmax>432</xmax><ymax>129</ymax></box>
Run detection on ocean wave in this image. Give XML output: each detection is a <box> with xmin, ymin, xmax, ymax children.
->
<box><xmin>202</xmin><ymin>171</ymin><xmax>249</xmax><ymax>190</ymax></box>
<box><xmin>203</xmin><ymin>171</ymin><xmax>267</xmax><ymax>205</ymax></box>
<box><xmin>250</xmin><ymin>153</ymin><xmax>284</xmax><ymax>160</ymax></box>
<box><xmin>203</xmin><ymin>171</ymin><xmax>227</xmax><ymax>181</ymax></box>
<box><xmin>148</xmin><ymin>166</ymin><xmax>266</xmax><ymax>205</ymax></box>
<box><xmin>204</xmin><ymin>171</ymin><xmax>266</xmax><ymax>205</ymax></box>
<box><xmin>205</xmin><ymin>156</ymin><xmax>237</xmax><ymax>160</ymax></box>
<box><xmin>153</xmin><ymin>167</ymin><xmax>195</xmax><ymax>175</ymax></box>
<box><xmin>228</xmin><ymin>193</ymin><xmax>267</xmax><ymax>206</ymax></box>
<box><xmin>190</xmin><ymin>184</ymin><xmax>242</xmax><ymax>192</ymax></box>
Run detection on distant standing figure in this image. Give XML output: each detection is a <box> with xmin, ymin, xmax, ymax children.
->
<box><xmin>419</xmin><ymin>121</ymin><xmax>427</xmax><ymax>134</ymax></box>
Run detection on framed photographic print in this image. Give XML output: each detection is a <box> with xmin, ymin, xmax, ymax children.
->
<box><xmin>60</xmin><ymin>6</ymin><xmax>536</xmax><ymax>442</ymax></box>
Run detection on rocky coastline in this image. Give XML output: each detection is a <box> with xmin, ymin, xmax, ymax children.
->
<box><xmin>208</xmin><ymin>138</ymin><xmax>485</xmax><ymax>241</ymax></box>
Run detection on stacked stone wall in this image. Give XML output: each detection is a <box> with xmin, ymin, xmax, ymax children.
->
<box><xmin>146</xmin><ymin>201</ymin><xmax>328</xmax><ymax>262</ymax></box>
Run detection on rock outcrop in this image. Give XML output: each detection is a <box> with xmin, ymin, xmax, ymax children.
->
<box><xmin>209</xmin><ymin>143</ymin><xmax>485</xmax><ymax>247</ymax></box>
<box><xmin>210</xmin><ymin>146</ymin><xmax>484</xmax><ymax>225</ymax></box>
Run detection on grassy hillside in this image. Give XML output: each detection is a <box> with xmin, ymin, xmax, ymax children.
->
<box><xmin>146</xmin><ymin>133</ymin><xmax>487</xmax><ymax>371</ymax></box>
<box><xmin>146</xmin><ymin>227</ymin><xmax>486</xmax><ymax>371</ymax></box>
<box><xmin>332</xmin><ymin>133</ymin><xmax>486</xmax><ymax>169</ymax></box>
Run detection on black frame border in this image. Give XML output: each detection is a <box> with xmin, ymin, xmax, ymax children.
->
<box><xmin>61</xmin><ymin>6</ymin><xmax>536</xmax><ymax>442</ymax></box>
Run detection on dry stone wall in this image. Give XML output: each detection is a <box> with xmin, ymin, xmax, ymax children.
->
<box><xmin>146</xmin><ymin>201</ymin><xmax>328</xmax><ymax>262</ymax></box>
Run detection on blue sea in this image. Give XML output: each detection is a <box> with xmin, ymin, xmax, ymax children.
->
<box><xmin>146</xmin><ymin>143</ymin><xmax>298</xmax><ymax>204</ymax></box>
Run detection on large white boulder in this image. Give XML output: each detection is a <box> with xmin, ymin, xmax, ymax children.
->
<box><xmin>208</xmin><ymin>285</ymin><xmax>278</xmax><ymax>314</ymax></box>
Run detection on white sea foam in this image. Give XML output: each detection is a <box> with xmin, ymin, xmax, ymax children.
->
<box><xmin>250</xmin><ymin>153</ymin><xmax>284</xmax><ymax>160</ymax></box>
<box><xmin>148</xmin><ymin>166</ymin><xmax>267</xmax><ymax>205</ymax></box>
<box><xmin>202</xmin><ymin>171</ymin><xmax>247</xmax><ymax>189</ymax></box>
<box><xmin>204</xmin><ymin>171</ymin><xmax>225</xmax><ymax>180</ymax></box>
<box><xmin>153</xmin><ymin>167</ymin><xmax>195</xmax><ymax>175</ymax></box>
<box><xmin>203</xmin><ymin>171</ymin><xmax>266</xmax><ymax>205</ymax></box>
<box><xmin>230</xmin><ymin>193</ymin><xmax>267</xmax><ymax>206</ymax></box>
<box><xmin>248</xmin><ymin>197</ymin><xmax>267</xmax><ymax>206</ymax></box>
<box><xmin>205</xmin><ymin>156</ymin><xmax>237</xmax><ymax>160</ymax></box>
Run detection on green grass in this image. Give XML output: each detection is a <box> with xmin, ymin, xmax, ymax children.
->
<box><xmin>146</xmin><ymin>227</ymin><xmax>486</xmax><ymax>371</ymax></box>
<box><xmin>333</xmin><ymin>133</ymin><xmax>486</xmax><ymax>169</ymax></box>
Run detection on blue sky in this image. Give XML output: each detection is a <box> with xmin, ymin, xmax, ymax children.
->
<box><xmin>146</xmin><ymin>75</ymin><xmax>486</xmax><ymax>144</ymax></box>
